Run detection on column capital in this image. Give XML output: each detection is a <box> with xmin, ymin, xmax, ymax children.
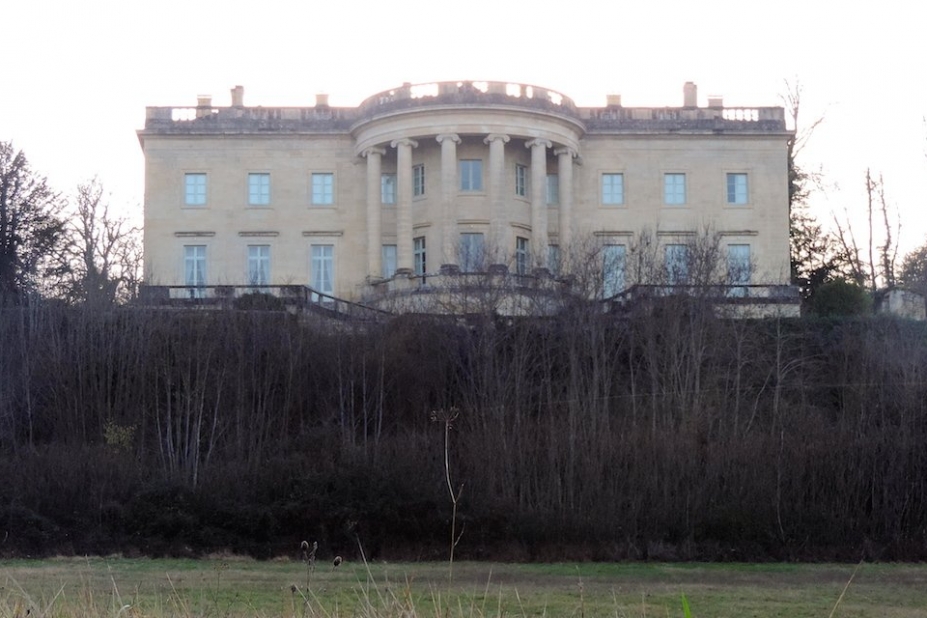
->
<box><xmin>484</xmin><ymin>133</ymin><xmax>510</xmax><ymax>145</ymax></box>
<box><xmin>390</xmin><ymin>138</ymin><xmax>419</xmax><ymax>149</ymax></box>
<box><xmin>436</xmin><ymin>133</ymin><xmax>461</xmax><ymax>144</ymax></box>
<box><xmin>526</xmin><ymin>138</ymin><xmax>553</xmax><ymax>150</ymax></box>
<box><xmin>554</xmin><ymin>146</ymin><xmax>577</xmax><ymax>158</ymax></box>
<box><xmin>362</xmin><ymin>146</ymin><xmax>387</xmax><ymax>158</ymax></box>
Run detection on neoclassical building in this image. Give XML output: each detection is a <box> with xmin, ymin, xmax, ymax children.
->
<box><xmin>138</xmin><ymin>81</ymin><xmax>795</xmax><ymax>313</ymax></box>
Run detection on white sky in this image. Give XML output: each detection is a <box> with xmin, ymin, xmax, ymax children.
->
<box><xmin>3</xmin><ymin>0</ymin><xmax>925</xmax><ymax>254</ymax></box>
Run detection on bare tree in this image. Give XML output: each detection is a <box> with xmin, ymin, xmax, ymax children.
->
<box><xmin>60</xmin><ymin>178</ymin><xmax>142</xmax><ymax>305</ymax></box>
<box><xmin>0</xmin><ymin>141</ymin><xmax>66</xmax><ymax>305</ymax></box>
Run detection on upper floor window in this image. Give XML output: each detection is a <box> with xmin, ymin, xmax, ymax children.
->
<box><xmin>546</xmin><ymin>174</ymin><xmax>559</xmax><ymax>205</ymax></box>
<box><xmin>381</xmin><ymin>174</ymin><xmax>397</xmax><ymax>205</ymax></box>
<box><xmin>459</xmin><ymin>160</ymin><xmax>483</xmax><ymax>192</ymax></box>
<box><xmin>727</xmin><ymin>173</ymin><xmax>748</xmax><ymax>205</ymax></box>
<box><xmin>664</xmin><ymin>173</ymin><xmax>686</xmax><ymax>205</ymax></box>
<box><xmin>601</xmin><ymin>173</ymin><xmax>624</xmax><ymax>205</ymax></box>
<box><xmin>413</xmin><ymin>164</ymin><xmax>425</xmax><ymax>197</ymax></box>
<box><xmin>184</xmin><ymin>173</ymin><xmax>207</xmax><ymax>206</ymax></box>
<box><xmin>247</xmin><ymin>245</ymin><xmax>270</xmax><ymax>285</ymax></box>
<box><xmin>515</xmin><ymin>164</ymin><xmax>527</xmax><ymax>197</ymax></box>
<box><xmin>311</xmin><ymin>173</ymin><xmax>334</xmax><ymax>205</ymax></box>
<box><xmin>248</xmin><ymin>173</ymin><xmax>270</xmax><ymax>206</ymax></box>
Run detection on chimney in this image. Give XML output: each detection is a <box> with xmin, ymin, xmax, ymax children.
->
<box><xmin>196</xmin><ymin>95</ymin><xmax>212</xmax><ymax>118</ymax></box>
<box><xmin>683</xmin><ymin>82</ymin><xmax>698</xmax><ymax>107</ymax></box>
<box><xmin>708</xmin><ymin>95</ymin><xmax>723</xmax><ymax>108</ymax></box>
<box><xmin>315</xmin><ymin>93</ymin><xmax>329</xmax><ymax>107</ymax></box>
<box><xmin>606</xmin><ymin>94</ymin><xmax>622</xmax><ymax>107</ymax></box>
<box><xmin>230</xmin><ymin>85</ymin><xmax>244</xmax><ymax>107</ymax></box>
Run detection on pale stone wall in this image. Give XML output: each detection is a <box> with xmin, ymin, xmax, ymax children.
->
<box><xmin>139</xmin><ymin>81</ymin><xmax>793</xmax><ymax>304</ymax></box>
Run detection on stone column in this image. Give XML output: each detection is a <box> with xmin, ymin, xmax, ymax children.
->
<box><xmin>436</xmin><ymin>133</ymin><xmax>460</xmax><ymax>270</ymax></box>
<box><xmin>363</xmin><ymin>146</ymin><xmax>386</xmax><ymax>279</ymax></box>
<box><xmin>484</xmin><ymin>133</ymin><xmax>510</xmax><ymax>268</ymax></box>
<box><xmin>526</xmin><ymin>138</ymin><xmax>552</xmax><ymax>271</ymax></box>
<box><xmin>391</xmin><ymin>138</ymin><xmax>418</xmax><ymax>274</ymax></box>
<box><xmin>555</xmin><ymin>147</ymin><xmax>576</xmax><ymax>260</ymax></box>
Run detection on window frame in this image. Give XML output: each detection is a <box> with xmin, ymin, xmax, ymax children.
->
<box><xmin>248</xmin><ymin>173</ymin><xmax>270</xmax><ymax>206</ymax></box>
<box><xmin>459</xmin><ymin>233</ymin><xmax>485</xmax><ymax>273</ymax></box>
<box><xmin>310</xmin><ymin>244</ymin><xmax>335</xmax><ymax>296</ymax></box>
<box><xmin>727</xmin><ymin>243</ymin><xmax>751</xmax><ymax>296</ymax></box>
<box><xmin>602</xmin><ymin>244</ymin><xmax>627</xmax><ymax>298</ymax></box>
<box><xmin>381</xmin><ymin>244</ymin><xmax>398</xmax><ymax>278</ymax></box>
<box><xmin>601</xmin><ymin>173</ymin><xmax>624</xmax><ymax>206</ymax></box>
<box><xmin>381</xmin><ymin>173</ymin><xmax>397</xmax><ymax>205</ymax></box>
<box><xmin>459</xmin><ymin>160</ymin><xmax>483</xmax><ymax>192</ymax></box>
<box><xmin>311</xmin><ymin>172</ymin><xmax>334</xmax><ymax>206</ymax></box>
<box><xmin>184</xmin><ymin>173</ymin><xmax>207</xmax><ymax>206</ymax></box>
<box><xmin>183</xmin><ymin>245</ymin><xmax>207</xmax><ymax>297</ymax></box>
<box><xmin>515</xmin><ymin>164</ymin><xmax>528</xmax><ymax>198</ymax></box>
<box><xmin>247</xmin><ymin>244</ymin><xmax>271</xmax><ymax>286</ymax></box>
<box><xmin>413</xmin><ymin>236</ymin><xmax>427</xmax><ymax>276</ymax></box>
<box><xmin>413</xmin><ymin>164</ymin><xmax>425</xmax><ymax>197</ymax></box>
<box><xmin>515</xmin><ymin>236</ymin><xmax>530</xmax><ymax>275</ymax></box>
<box><xmin>664</xmin><ymin>173</ymin><xmax>687</xmax><ymax>206</ymax></box>
<box><xmin>726</xmin><ymin>172</ymin><xmax>749</xmax><ymax>205</ymax></box>
<box><xmin>546</xmin><ymin>174</ymin><xmax>559</xmax><ymax>205</ymax></box>
<box><xmin>664</xmin><ymin>244</ymin><xmax>690</xmax><ymax>285</ymax></box>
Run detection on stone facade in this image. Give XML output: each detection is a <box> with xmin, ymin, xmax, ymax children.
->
<box><xmin>138</xmin><ymin>81</ymin><xmax>795</xmax><ymax>312</ymax></box>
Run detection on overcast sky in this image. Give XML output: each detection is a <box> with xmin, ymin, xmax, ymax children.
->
<box><xmin>3</xmin><ymin>0</ymin><xmax>925</xmax><ymax>253</ymax></box>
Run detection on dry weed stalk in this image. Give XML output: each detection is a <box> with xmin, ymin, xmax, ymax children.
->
<box><xmin>431</xmin><ymin>407</ymin><xmax>465</xmax><ymax>581</ymax></box>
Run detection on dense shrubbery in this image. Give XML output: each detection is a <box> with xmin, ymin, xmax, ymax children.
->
<box><xmin>2</xmin><ymin>302</ymin><xmax>927</xmax><ymax>561</ymax></box>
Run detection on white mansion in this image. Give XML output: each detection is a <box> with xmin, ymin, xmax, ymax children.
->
<box><xmin>138</xmin><ymin>81</ymin><xmax>796</xmax><ymax>314</ymax></box>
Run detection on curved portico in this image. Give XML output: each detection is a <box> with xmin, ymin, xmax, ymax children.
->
<box><xmin>351</xmin><ymin>81</ymin><xmax>585</xmax><ymax>279</ymax></box>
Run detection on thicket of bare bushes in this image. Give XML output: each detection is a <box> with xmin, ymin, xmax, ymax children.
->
<box><xmin>2</xmin><ymin>301</ymin><xmax>927</xmax><ymax>561</ymax></box>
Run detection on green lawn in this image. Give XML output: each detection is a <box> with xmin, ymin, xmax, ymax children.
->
<box><xmin>2</xmin><ymin>558</ymin><xmax>926</xmax><ymax>617</ymax></box>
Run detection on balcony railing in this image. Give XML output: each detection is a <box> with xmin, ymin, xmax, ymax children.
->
<box><xmin>138</xmin><ymin>285</ymin><xmax>390</xmax><ymax>320</ymax></box>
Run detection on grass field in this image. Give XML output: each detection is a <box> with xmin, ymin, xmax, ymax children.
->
<box><xmin>2</xmin><ymin>557</ymin><xmax>926</xmax><ymax>617</ymax></box>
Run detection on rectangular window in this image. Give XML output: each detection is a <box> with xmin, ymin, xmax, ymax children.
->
<box><xmin>601</xmin><ymin>173</ymin><xmax>624</xmax><ymax>205</ymax></box>
<box><xmin>459</xmin><ymin>160</ymin><xmax>483</xmax><ymax>192</ymax></box>
<box><xmin>381</xmin><ymin>174</ymin><xmax>397</xmax><ymax>205</ymax></box>
<box><xmin>546</xmin><ymin>174</ymin><xmax>559</xmax><ymax>205</ymax></box>
<box><xmin>727</xmin><ymin>173</ymin><xmax>748</xmax><ymax>204</ymax></box>
<box><xmin>727</xmin><ymin>244</ymin><xmax>751</xmax><ymax>296</ymax></box>
<box><xmin>413</xmin><ymin>164</ymin><xmax>425</xmax><ymax>197</ymax></box>
<box><xmin>459</xmin><ymin>233</ymin><xmax>484</xmax><ymax>273</ymax></box>
<box><xmin>248</xmin><ymin>173</ymin><xmax>270</xmax><ymax>206</ymax></box>
<box><xmin>515</xmin><ymin>237</ymin><xmax>530</xmax><ymax>275</ymax></box>
<box><xmin>515</xmin><ymin>164</ymin><xmax>527</xmax><ymax>197</ymax></box>
<box><xmin>247</xmin><ymin>245</ymin><xmax>270</xmax><ymax>285</ymax></box>
<box><xmin>381</xmin><ymin>244</ymin><xmax>397</xmax><ymax>278</ymax></box>
<box><xmin>413</xmin><ymin>236</ymin><xmax>426</xmax><ymax>276</ymax></box>
<box><xmin>310</xmin><ymin>245</ymin><xmax>334</xmax><ymax>296</ymax></box>
<box><xmin>664</xmin><ymin>173</ymin><xmax>686</xmax><ymax>205</ymax></box>
<box><xmin>184</xmin><ymin>173</ymin><xmax>207</xmax><ymax>206</ymax></box>
<box><xmin>548</xmin><ymin>245</ymin><xmax>561</xmax><ymax>275</ymax></box>
<box><xmin>602</xmin><ymin>244</ymin><xmax>626</xmax><ymax>297</ymax></box>
<box><xmin>665</xmin><ymin>244</ymin><xmax>689</xmax><ymax>284</ymax></box>
<box><xmin>311</xmin><ymin>173</ymin><xmax>334</xmax><ymax>205</ymax></box>
<box><xmin>184</xmin><ymin>245</ymin><xmax>207</xmax><ymax>297</ymax></box>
